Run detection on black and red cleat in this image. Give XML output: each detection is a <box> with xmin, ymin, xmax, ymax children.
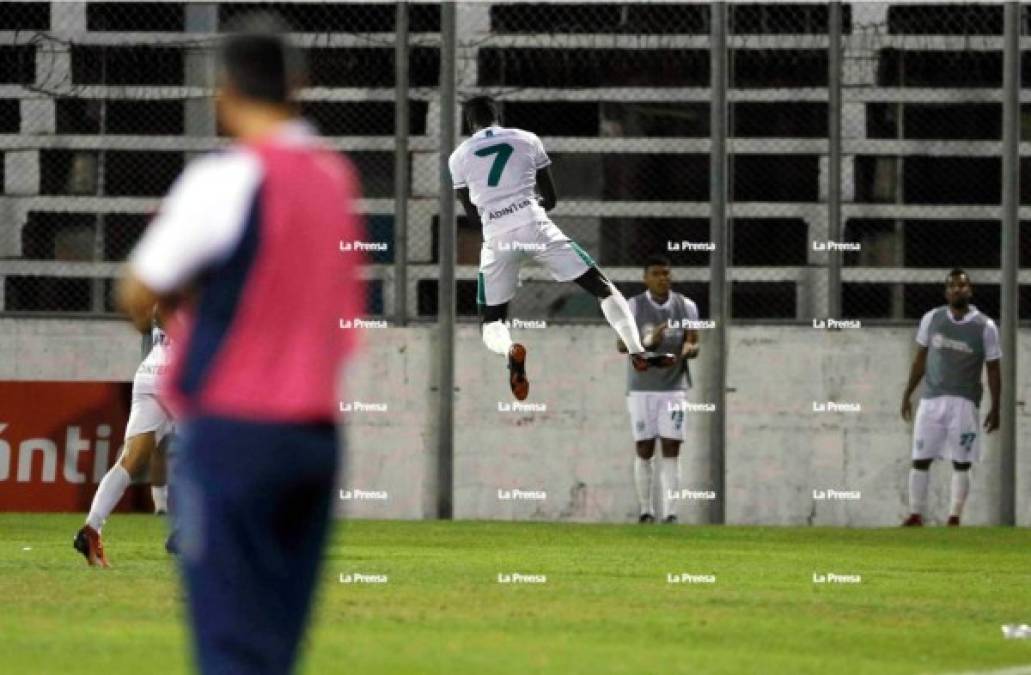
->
<box><xmin>947</xmin><ymin>515</ymin><xmax>961</xmax><ymax>527</ymax></box>
<box><xmin>73</xmin><ymin>525</ymin><xmax>111</xmax><ymax>568</ymax></box>
<box><xmin>901</xmin><ymin>514</ymin><xmax>923</xmax><ymax>527</ymax></box>
<box><xmin>507</xmin><ymin>343</ymin><xmax>529</xmax><ymax>401</ymax></box>
<box><xmin>630</xmin><ymin>351</ymin><xmax>677</xmax><ymax>372</ymax></box>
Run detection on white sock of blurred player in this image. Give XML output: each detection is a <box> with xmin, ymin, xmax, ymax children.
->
<box><xmin>908</xmin><ymin>467</ymin><xmax>929</xmax><ymax>517</ymax></box>
<box><xmin>949</xmin><ymin>470</ymin><xmax>970</xmax><ymax>518</ymax></box>
<box><xmin>86</xmin><ymin>465</ymin><xmax>132</xmax><ymax>532</ymax></box>
<box><xmin>482</xmin><ymin>320</ymin><xmax>513</xmax><ymax>355</ymax></box>
<box><xmin>659</xmin><ymin>456</ymin><xmax>680</xmax><ymax>520</ymax></box>
<box><xmin>601</xmin><ymin>287</ymin><xmax>645</xmax><ymax>354</ymax></box>
<box><xmin>151</xmin><ymin>485</ymin><xmax>168</xmax><ymax>514</ymax></box>
<box><xmin>634</xmin><ymin>457</ymin><xmax>654</xmax><ymax>516</ymax></box>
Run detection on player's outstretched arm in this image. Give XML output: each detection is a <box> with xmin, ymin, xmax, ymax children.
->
<box><xmin>900</xmin><ymin>346</ymin><xmax>927</xmax><ymax>421</ymax></box>
<box><xmin>455</xmin><ymin>187</ymin><xmax>482</xmax><ymax>230</ymax></box>
<box><xmin>535</xmin><ymin>167</ymin><xmax>558</xmax><ymax>211</ymax></box>
<box><xmin>984</xmin><ymin>359</ymin><xmax>1000</xmax><ymax>433</ymax></box>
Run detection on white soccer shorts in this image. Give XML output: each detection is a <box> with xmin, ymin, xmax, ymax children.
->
<box><xmin>912</xmin><ymin>395</ymin><xmax>983</xmax><ymax>463</ymax></box>
<box><xmin>627</xmin><ymin>391</ymin><xmax>687</xmax><ymax>442</ymax></box>
<box><xmin>477</xmin><ymin>218</ymin><xmax>594</xmax><ymax>307</ymax></box>
<box><xmin>124</xmin><ymin>390</ymin><xmax>173</xmax><ymax>446</ymax></box>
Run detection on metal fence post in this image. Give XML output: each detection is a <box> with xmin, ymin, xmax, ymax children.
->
<box><xmin>394</xmin><ymin>2</ymin><xmax>410</xmax><ymax>327</ymax></box>
<box><xmin>436</xmin><ymin>1</ymin><xmax>457</xmax><ymax>520</ymax></box>
<box><xmin>828</xmin><ymin>1</ymin><xmax>842</xmax><ymax>319</ymax></box>
<box><xmin>710</xmin><ymin>2</ymin><xmax>728</xmax><ymax>526</ymax></box>
<box><xmin>1000</xmin><ymin>1</ymin><xmax>1019</xmax><ymax>526</ymax></box>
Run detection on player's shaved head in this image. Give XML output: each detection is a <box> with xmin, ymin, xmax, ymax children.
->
<box><xmin>945</xmin><ymin>267</ymin><xmax>972</xmax><ymax>309</ymax></box>
<box><xmin>219</xmin><ymin>12</ymin><xmax>305</xmax><ymax>105</ymax></box>
<box><xmin>947</xmin><ymin>267</ymin><xmax>970</xmax><ymax>285</ymax></box>
<box><xmin>643</xmin><ymin>255</ymin><xmax>672</xmax><ymax>273</ymax></box>
<box><xmin>463</xmin><ymin>96</ymin><xmax>500</xmax><ymax>131</ymax></box>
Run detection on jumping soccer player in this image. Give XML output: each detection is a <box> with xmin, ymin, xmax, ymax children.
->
<box><xmin>117</xmin><ymin>17</ymin><xmax>364</xmax><ymax>675</ymax></box>
<box><xmin>900</xmin><ymin>268</ymin><xmax>1001</xmax><ymax>527</ymax></box>
<box><xmin>74</xmin><ymin>307</ymin><xmax>174</xmax><ymax>567</ymax></box>
<box><xmin>449</xmin><ymin>96</ymin><xmax>671</xmax><ymax>400</ymax></box>
<box><xmin>617</xmin><ymin>256</ymin><xmax>700</xmax><ymax>524</ymax></box>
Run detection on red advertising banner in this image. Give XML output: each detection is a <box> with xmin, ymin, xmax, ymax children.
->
<box><xmin>0</xmin><ymin>381</ymin><xmax>151</xmax><ymax>512</ymax></box>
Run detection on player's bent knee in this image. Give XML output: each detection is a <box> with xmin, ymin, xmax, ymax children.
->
<box><xmin>912</xmin><ymin>459</ymin><xmax>932</xmax><ymax>471</ymax></box>
<box><xmin>481</xmin><ymin>302</ymin><xmax>508</xmax><ymax>324</ymax></box>
<box><xmin>573</xmin><ymin>267</ymin><xmax>611</xmax><ymax>299</ymax></box>
<box><xmin>952</xmin><ymin>461</ymin><xmax>971</xmax><ymax>472</ymax></box>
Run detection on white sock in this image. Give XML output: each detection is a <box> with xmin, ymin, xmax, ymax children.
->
<box><xmin>908</xmin><ymin>468</ymin><xmax>929</xmax><ymax>516</ymax></box>
<box><xmin>481</xmin><ymin>320</ymin><xmax>513</xmax><ymax>356</ymax></box>
<box><xmin>659</xmin><ymin>456</ymin><xmax>681</xmax><ymax>519</ymax></box>
<box><xmin>151</xmin><ymin>485</ymin><xmax>168</xmax><ymax>513</ymax></box>
<box><xmin>601</xmin><ymin>290</ymin><xmax>645</xmax><ymax>354</ymax></box>
<box><xmin>86</xmin><ymin>464</ymin><xmax>132</xmax><ymax>532</ymax></box>
<box><xmin>633</xmin><ymin>457</ymin><xmax>654</xmax><ymax>516</ymax></box>
<box><xmin>950</xmin><ymin>470</ymin><xmax>970</xmax><ymax>518</ymax></box>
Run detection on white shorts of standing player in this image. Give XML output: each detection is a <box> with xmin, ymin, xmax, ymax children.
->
<box><xmin>627</xmin><ymin>391</ymin><xmax>686</xmax><ymax>523</ymax></box>
<box><xmin>911</xmin><ymin>395</ymin><xmax>982</xmax><ymax>463</ymax></box>
<box><xmin>626</xmin><ymin>391</ymin><xmax>687</xmax><ymax>443</ymax></box>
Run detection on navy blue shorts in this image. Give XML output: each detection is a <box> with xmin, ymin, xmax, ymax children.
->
<box><xmin>171</xmin><ymin>416</ymin><xmax>340</xmax><ymax>675</ymax></box>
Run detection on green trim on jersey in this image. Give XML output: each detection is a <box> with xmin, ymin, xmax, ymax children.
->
<box><xmin>477</xmin><ymin>272</ymin><xmax>486</xmax><ymax>305</ymax></box>
<box><xmin>569</xmin><ymin>241</ymin><xmax>597</xmax><ymax>268</ymax></box>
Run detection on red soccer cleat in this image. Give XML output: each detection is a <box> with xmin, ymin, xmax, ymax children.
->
<box><xmin>73</xmin><ymin>525</ymin><xmax>111</xmax><ymax>568</ymax></box>
<box><xmin>507</xmin><ymin>343</ymin><xmax>529</xmax><ymax>401</ymax></box>
<box><xmin>901</xmin><ymin>514</ymin><xmax>923</xmax><ymax>527</ymax></box>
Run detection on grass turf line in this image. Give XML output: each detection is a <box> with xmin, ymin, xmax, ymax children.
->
<box><xmin>1</xmin><ymin>514</ymin><xmax>1029</xmax><ymax>674</ymax></box>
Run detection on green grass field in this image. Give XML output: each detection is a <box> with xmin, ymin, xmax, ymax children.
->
<box><xmin>1</xmin><ymin>514</ymin><xmax>1030</xmax><ymax>674</ymax></box>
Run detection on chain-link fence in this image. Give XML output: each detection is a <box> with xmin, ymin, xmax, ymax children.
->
<box><xmin>0</xmin><ymin>1</ymin><xmax>443</xmax><ymax>318</ymax></box>
<box><xmin>0</xmin><ymin>2</ymin><xmax>1026</xmax><ymax>324</ymax></box>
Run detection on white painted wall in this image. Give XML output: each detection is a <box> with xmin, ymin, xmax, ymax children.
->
<box><xmin>2</xmin><ymin>319</ymin><xmax>1028</xmax><ymax>525</ymax></box>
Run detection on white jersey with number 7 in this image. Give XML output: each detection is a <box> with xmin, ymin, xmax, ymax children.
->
<box><xmin>448</xmin><ymin>125</ymin><xmax>552</xmax><ymax>239</ymax></box>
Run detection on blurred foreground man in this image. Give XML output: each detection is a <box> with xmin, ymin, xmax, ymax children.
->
<box><xmin>118</xmin><ymin>15</ymin><xmax>365</xmax><ymax>674</ymax></box>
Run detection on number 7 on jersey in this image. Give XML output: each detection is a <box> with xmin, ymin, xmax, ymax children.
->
<box><xmin>474</xmin><ymin>143</ymin><xmax>514</xmax><ymax>187</ymax></box>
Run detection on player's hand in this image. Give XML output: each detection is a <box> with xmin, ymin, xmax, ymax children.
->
<box><xmin>984</xmin><ymin>407</ymin><xmax>1000</xmax><ymax>433</ymax></box>
<box><xmin>644</xmin><ymin>323</ymin><xmax>666</xmax><ymax>348</ymax></box>
<box><xmin>682</xmin><ymin>343</ymin><xmax>699</xmax><ymax>360</ymax></box>
<box><xmin>900</xmin><ymin>397</ymin><xmax>913</xmax><ymax>422</ymax></box>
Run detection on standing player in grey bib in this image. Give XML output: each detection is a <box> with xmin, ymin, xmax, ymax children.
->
<box><xmin>900</xmin><ymin>269</ymin><xmax>1001</xmax><ymax>527</ymax></box>
<box><xmin>617</xmin><ymin>256</ymin><xmax>700</xmax><ymax>524</ymax></box>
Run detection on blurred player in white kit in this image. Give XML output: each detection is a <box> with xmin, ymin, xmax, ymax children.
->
<box><xmin>74</xmin><ymin>305</ymin><xmax>176</xmax><ymax>566</ymax></box>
